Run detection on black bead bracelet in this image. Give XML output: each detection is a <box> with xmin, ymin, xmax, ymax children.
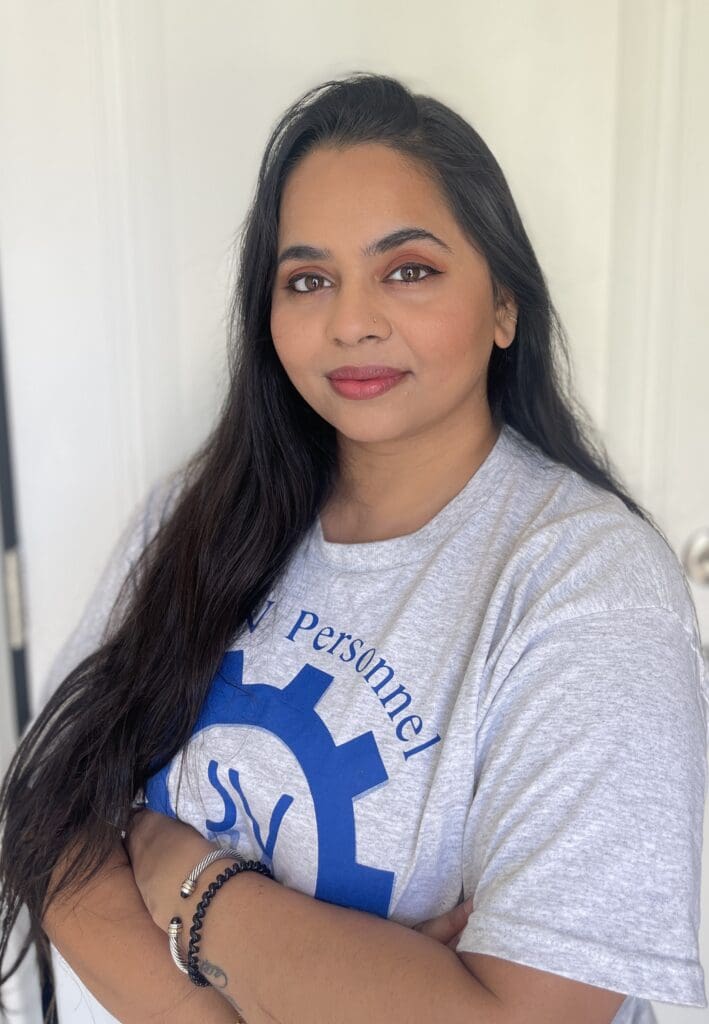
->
<box><xmin>187</xmin><ymin>858</ymin><xmax>274</xmax><ymax>988</ymax></box>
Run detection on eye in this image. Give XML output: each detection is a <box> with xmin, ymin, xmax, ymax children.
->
<box><xmin>387</xmin><ymin>262</ymin><xmax>439</xmax><ymax>284</ymax></box>
<box><xmin>286</xmin><ymin>273</ymin><xmax>333</xmax><ymax>294</ymax></box>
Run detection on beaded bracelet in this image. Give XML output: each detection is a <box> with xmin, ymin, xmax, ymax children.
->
<box><xmin>187</xmin><ymin>859</ymin><xmax>274</xmax><ymax>988</ymax></box>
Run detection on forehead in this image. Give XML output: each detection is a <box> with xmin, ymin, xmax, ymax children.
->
<box><xmin>277</xmin><ymin>143</ymin><xmax>453</xmax><ymax>235</ymax></box>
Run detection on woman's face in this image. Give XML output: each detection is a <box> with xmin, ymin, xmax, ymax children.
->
<box><xmin>270</xmin><ymin>142</ymin><xmax>516</xmax><ymax>448</ymax></box>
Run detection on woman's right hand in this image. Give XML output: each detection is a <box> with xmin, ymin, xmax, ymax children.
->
<box><xmin>411</xmin><ymin>895</ymin><xmax>474</xmax><ymax>950</ymax></box>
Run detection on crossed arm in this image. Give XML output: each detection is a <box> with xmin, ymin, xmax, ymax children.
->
<box><xmin>44</xmin><ymin>810</ymin><xmax>626</xmax><ymax>1024</ymax></box>
<box><xmin>43</xmin><ymin>819</ymin><xmax>493</xmax><ymax>1024</ymax></box>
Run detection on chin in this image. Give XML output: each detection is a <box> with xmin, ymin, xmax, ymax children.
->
<box><xmin>334</xmin><ymin>417</ymin><xmax>416</xmax><ymax>446</ymax></box>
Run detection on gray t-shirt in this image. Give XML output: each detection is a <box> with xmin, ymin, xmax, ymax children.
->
<box><xmin>44</xmin><ymin>423</ymin><xmax>709</xmax><ymax>1022</ymax></box>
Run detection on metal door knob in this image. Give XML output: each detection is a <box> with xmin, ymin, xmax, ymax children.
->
<box><xmin>682</xmin><ymin>527</ymin><xmax>709</xmax><ymax>586</ymax></box>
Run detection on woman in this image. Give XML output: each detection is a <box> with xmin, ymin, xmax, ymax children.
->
<box><xmin>1</xmin><ymin>71</ymin><xmax>706</xmax><ymax>1024</ymax></box>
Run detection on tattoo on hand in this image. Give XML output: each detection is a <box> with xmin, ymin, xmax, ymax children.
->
<box><xmin>197</xmin><ymin>958</ymin><xmax>247</xmax><ymax>1021</ymax></box>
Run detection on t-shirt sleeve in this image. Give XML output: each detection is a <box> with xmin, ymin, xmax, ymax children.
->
<box><xmin>36</xmin><ymin>470</ymin><xmax>184</xmax><ymax>711</ymax></box>
<box><xmin>457</xmin><ymin>607</ymin><xmax>708</xmax><ymax>1008</ymax></box>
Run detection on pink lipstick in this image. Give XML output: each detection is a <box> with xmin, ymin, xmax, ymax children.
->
<box><xmin>326</xmin><ymin>365</ymin><xmax>409</xmax><ymax>400</ymax></box>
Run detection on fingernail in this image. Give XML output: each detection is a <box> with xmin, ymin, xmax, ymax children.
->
<box><xmin>463</xmin><ymin>896</ymin><xmax>474</xmax><ymax>912</ymax></box>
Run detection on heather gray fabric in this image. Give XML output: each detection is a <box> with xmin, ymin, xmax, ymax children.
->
<box><xmin>43</xmin><ymin>423</ymin><xmax>709</xmax><ymax>1021</ymax></box>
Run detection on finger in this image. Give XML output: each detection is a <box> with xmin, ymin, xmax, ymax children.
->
<box><xmin>412</xmin><ymin>900</ymin><xmax>473</xmax><ymax>943</ymax></box>
<box><xmin>439</xmin><ymin>897</ymin><xmax>473</xmax><ymax>936</ymax></box>
<box><xmin>417</xmin><ymin>912</ymin><xmax>459</xmax><ymax>942</ymax></box>
<box><xmin>446</xmin><ymin>898</ymin><xmax>473</xmax><ymax>940</ymax></box>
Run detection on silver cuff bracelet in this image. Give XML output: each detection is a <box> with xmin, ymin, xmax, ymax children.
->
<box><xmin>179</xmin><ymin>845</ymin><xmax>244</xmax><ymax>898</ymax></box>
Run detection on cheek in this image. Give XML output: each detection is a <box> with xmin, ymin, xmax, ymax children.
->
<box><xmin>426</xmin><ymin>299</ymin><xmax>493</xmax><ymax>358</ymax></box>
<box><xmin>412</xmin><ymin>313</ymin><xmax>493</xmax><ymax>404</ymax></box>
<box><xmin>270</xmin><ymin>302</ymin><xmax>286</xmax><ymax>347</ymax></box>
<box><xmin>416</xmin><ymin>304</ymin><xmax>489</xmax><ymax>371</ymax></box>
<box><xmin>270</xmin><ymin>305</ymin><xmax>304</xmax><ymax>369</ymax></box>
<box><xmin>270</xmin><ymin>307</ymin><xmax>324</xmax><ymax>401</ymax></box>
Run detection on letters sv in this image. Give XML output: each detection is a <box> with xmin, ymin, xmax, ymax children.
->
<box><xmin>205</xmin><ymin>757</ymin><xmax>292</xmax><ymax>862</ymax></box>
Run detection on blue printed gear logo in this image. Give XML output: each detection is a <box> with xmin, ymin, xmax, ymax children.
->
<box><xmin>146</xmin><ymin>650</ymin><xmax>396</xmax><ymax>917</ymax></box>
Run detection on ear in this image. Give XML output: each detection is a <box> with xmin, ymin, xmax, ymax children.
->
<box><xmin>493</xmin><ymin>291</ymin><xmax>518</xmax><ymax>350</ymax></box>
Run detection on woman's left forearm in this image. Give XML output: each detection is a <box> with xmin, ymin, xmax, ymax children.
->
<box><xmin>188</xmin><ymin>870</ymin><xmax>498</xmax><ymax>1024</ymax></box>
<box><xmin>127</xmin><ymin>810</ymin><xmax>498</xmax><ymax>1024</ymax></box>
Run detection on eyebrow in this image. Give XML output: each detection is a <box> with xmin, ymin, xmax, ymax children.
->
<box><xmin>276</xmin><ymin>227</ymin><xmax>453</xmax><ymax>267</ymax></box>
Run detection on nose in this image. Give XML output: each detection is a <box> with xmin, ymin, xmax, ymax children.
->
<box><xmin>327</xmin><ymin>279</ymin><xmax>391</xmax><ymax>346</ymax></box>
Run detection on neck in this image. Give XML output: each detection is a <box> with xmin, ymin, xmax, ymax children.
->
<box><xmin>320</xmin><ymin>406</ymin><xmax>501</xmax><ymax>544</ymax></box>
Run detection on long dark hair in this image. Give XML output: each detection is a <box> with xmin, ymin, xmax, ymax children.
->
<box><xmin>0</xmin><ymin>70</ymin><xmax>661</xmax><ymax>995</ymax></box>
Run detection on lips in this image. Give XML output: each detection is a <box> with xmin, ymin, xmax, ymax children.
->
<box><xmin>327</xmin><ymin>365</ymin><xmax>406</xmax><ymax>381</ymax></box>
<box><xmin>328</xmin><ymin>373</ymin><xmax>407</xmax><ymax>400</ymax></box>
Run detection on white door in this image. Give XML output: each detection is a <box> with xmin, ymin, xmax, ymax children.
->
<box><xmin>0</xmin><ymin>2</ymin><xmax>706</xmax><ymax>1023</ymax></box>
<box><xmin>604</xmin><ymin>0</ymin><xmax>709</xmax><ymax>644</ymax></box>
<box><xmin>602</xmin><ymin>6</ymin><xmax>709</xmax><ymax>1018</ymax></box>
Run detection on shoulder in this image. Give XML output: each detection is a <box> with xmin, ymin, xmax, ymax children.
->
<box><xmin>38</xmin><ymin>465</ymin><xmax>187</xmax><ymax>707</ymax></box>
<box><xmin>497</xmin><ymin>426</ymin><xmax>697</xmax><ymax>636</ymax></box>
